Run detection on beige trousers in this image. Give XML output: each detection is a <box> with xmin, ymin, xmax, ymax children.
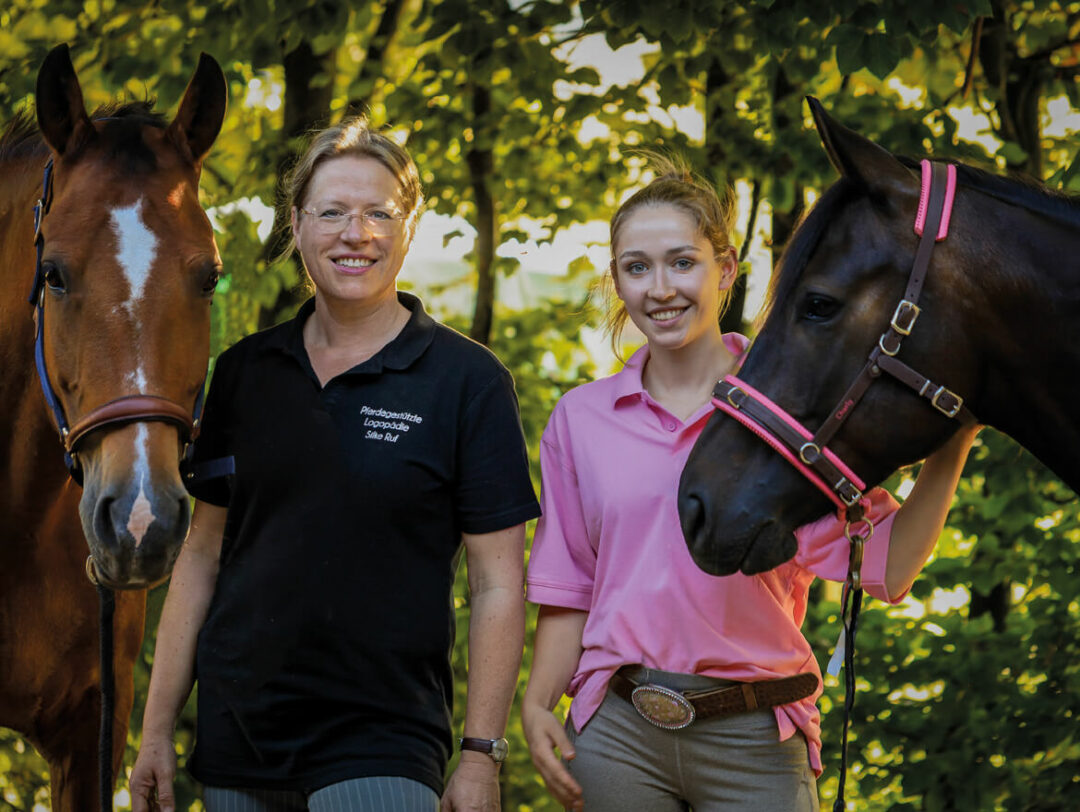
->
<box><xmin>565</xmin><ymin>668</ymin><xmax>820</xmax><ymax>812</ymax></box>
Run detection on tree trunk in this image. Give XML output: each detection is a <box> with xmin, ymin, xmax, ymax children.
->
<box><xmin>979</xmin><ymin>3</ymin><xmax>1044</xmax><ymax>178</ymax></box>
<box><xmin>260</xmin><ymin>41</ymin><xmax>337</xmax><ymax>328</ymax></box>
<box><xmin>467</xmin><ymin>84</ymin><xmax>496</xmax><ymax>346</ymax></box>
<box><xmin>345</xmin><ymin>0</ymin><xmax>407</xmax><ymax>118</ymax></box>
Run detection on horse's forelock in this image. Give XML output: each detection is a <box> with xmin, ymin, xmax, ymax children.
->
<box><xmin>0</xmin><ymin>99</ymin><xmax>167</xmax><ymax>169</ymax></box>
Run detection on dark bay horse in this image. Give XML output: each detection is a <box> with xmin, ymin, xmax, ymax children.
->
<box><xmin>0</xmin><ymin>45</ymin><xmax>225</xmax><ymax>809</ymax></box>
<box><xmin>679</xmin><ymin>97</ymin><xmax>1080</xmax><ymax>576</ymax></box>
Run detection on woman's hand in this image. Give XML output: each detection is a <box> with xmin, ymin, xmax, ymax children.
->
<box><xmin>129</xmin><ymin>735</ymin><xmax>177</xmax><ymax>812</ymax></box>
<box><xmin>522</xmin><ymin>700</ymin><xmax>583</xmax><ymax>811</ymax></box>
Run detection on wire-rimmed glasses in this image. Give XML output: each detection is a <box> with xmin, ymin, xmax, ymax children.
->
<box><xmin>298</xmin><ymin>206</ymin><xmax>406</xmax><ymax>237</ymax></box>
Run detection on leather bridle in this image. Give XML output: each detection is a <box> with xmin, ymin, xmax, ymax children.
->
<box><xmin>27</xmin><ymin>156</ymin><xmax>205</xmax><ymax>488</ymax></box>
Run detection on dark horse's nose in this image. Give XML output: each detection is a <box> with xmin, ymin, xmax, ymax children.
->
<box><xmin>677</xmin><ymin>490</ymin><xmax>706</xmax><ymax>557</ymax></box>
<box><xmin>677</xmin><ymin>485</ymin><xmax>743</xmax><ymax>576</ymax></box>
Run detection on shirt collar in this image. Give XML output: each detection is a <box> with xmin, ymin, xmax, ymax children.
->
<box><xmin>264</xmin><ymin>291</ymin><xmax>438</xmax><ymax>375</ymax></box>
<box><xmin>610</xmin><ymin>333</ymin><xmax>751</xmax><ymax>408</ymax></box>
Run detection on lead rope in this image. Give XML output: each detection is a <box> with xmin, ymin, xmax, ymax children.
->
<box><xmin>832</xmin><ymin>517</ymin><xmax>869</xmax><ymax>811</ymax></box>
<box><xmin>97</xmin><ymin>581</ymin><xmax>115</xmax><ymax>811</ymax></box>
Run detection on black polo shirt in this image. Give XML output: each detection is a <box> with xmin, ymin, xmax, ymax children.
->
<box><xmin>185</xmin><ymin>293</ymin><xmax>539</xmax><ymax>794</ymax></box>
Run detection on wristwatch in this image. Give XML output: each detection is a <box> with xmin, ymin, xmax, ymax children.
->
<box><xmin>459</xmin><ymin>736</ymin><xmax>509</xmax><ymax>763</ymax></box>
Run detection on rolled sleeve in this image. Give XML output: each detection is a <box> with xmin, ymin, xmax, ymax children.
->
<box><xmin>526</xmin><ymin>422</ymin><xmax>597</xmax><ymax>611</ymax></box>
<box><xmin>793</xmin><ymin>487</ymin><xmax>901</xmax><ymax>603</ymax></box>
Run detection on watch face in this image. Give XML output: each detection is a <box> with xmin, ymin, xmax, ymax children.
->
<box><xmin>491</xmin><ymin>737</ymin><xmax>509</xmax><ymax>762</ymax></box>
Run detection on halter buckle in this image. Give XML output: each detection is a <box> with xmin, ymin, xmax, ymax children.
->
<box><xmin>835</xmin><ymin>479</ymin><xmax>863</xmax><ymax>508</ymax></box>
<box><xmin>878</xmin><ymin>332</ymin><xmax>901</xmax><ymax>357</ymax></box>
<box><xmin>799</xmin><ymin>442</ymin><xmax>821</xmax><ymax>465</ymax></box>
<box><xmin>931</xmin><ymin>386</ymin><xmax>963</xmax><ymax>418</ymax></box>
<box><xmin>890</xmin><ymin>300</ymin><xmax>920</xmax><ymax>335</ymax></box>
<box><xmin>725</xmin><ymin>386</ymin><xmax>747</xmax><ymax>409</ymax></box>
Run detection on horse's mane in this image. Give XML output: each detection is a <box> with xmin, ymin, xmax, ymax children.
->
<box><xmin>0</xmin><ymin>100</ymin><xmax>165</xmax><ymax>167</ymax></box>
<box><xmin>760</xmin><ymin>155</ymin><xmax>1080</xmax><ymax>325</ymax></box>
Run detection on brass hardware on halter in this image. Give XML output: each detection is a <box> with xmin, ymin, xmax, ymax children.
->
<box><xmin>878</xmin><ymin>333</ymin><xmax>901</xmax><ymax>356</ymax></box>
<box><xmin>890</xmin><ymin>300</ymin><xmax>921</xmax><ymax>335</ymax></box>
<box><xmin>843</xmin><ymin>519</ymin><xmax>872</xmax><ymax>591</ymax></box>
<box><xmin>799</xmin><ymin>442</ymin><xmax>821</xmax><ymax>465</ymax></box>
<box><xmin>85</xmin><ymin>555</ymin><xmax>99</xmax><ymax>585</ymax></box>
<box><xmin>726</xmin><ymin>387</ymin><xmax>746</xmax><ymax>409</ymax></box>
<box><xmin>931</xmin><ymin>386</ymin><xmax>963</xmax><ymax>418</ymax></box>
<box><xmin>836</xmin><ymin>479</ymin><xmax>863</xmax><ymax>507</ymax></box>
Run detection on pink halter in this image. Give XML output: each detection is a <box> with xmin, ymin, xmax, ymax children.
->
<box><xmin>711</xmin><ymin>161</ymin><xmax>973</xmax><ymax>524</ymax></box>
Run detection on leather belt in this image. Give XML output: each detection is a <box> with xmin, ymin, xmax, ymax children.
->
<box><xmin>610</xmin><ymin>667</ymin><xmax>819</xmax><ymax>730</ymax></box>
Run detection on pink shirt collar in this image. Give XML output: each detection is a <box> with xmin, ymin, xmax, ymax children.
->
<box><xmin>609</xmin><ymin>333</ymin><xmax>751</xmax><ymax>409</ymax></box>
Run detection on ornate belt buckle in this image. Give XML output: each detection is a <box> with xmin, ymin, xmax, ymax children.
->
<box><xmin>630</xmin><ymin>683</ymin><xmax>696</xmax><ymax>730</ymax></box>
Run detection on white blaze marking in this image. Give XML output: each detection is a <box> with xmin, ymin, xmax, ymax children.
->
<box><xmin>126</xmin><ymin>367</ymin><xmax>148</xmax><ymax>391</ymax></box>
<box><xmin>127</xmin><ymin>423</ymin><xmax>156</xmax><ymax>546</ymax></box>
<box><xmin>110</xmin><ymin>199</ymin><xmax>158</xmax><ymax>308</ymax></box>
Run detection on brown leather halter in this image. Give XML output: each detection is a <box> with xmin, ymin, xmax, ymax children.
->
<box><xmin>28</xmin><ymin>157</ymin><xmax>204</xmax><ymax>487</ymax></box>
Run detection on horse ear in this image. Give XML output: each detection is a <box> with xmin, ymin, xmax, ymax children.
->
<box><xmin>35</xmin><ymin>43</ymin><xmax>94</xmax><ymax>156</ymax></box>
<box><xmin>806</xmin><ymin>96</ymin><xmax>913</xmax><ymax>191</ymax></box>
<box><xmin>167</xmin><ymin>53</ymin><xmax>227</xmax><ymax>166</ymax></box>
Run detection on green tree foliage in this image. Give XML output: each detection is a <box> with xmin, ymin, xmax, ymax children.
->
<box><xmin>1</xmin><ymin>1</ymin><xmax>1079</xmax><ymax>810</ymax></box>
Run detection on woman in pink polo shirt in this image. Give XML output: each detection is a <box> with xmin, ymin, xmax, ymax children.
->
<box><xmin>521</xmin><ymin>156</ymin><xmax>978</xmax><ymax>811</ymax></box>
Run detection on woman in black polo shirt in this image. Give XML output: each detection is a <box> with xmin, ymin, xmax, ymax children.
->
<box><xmin>130</xmin><ymin>118</ymin><xmax>540</xmax><ymax>812</ymax></box>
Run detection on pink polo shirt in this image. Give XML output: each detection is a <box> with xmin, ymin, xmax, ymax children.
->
<box><xmin>525</xmin><ymin>338</ymin><xmax>902</xmax><ymax>773</ymax></box>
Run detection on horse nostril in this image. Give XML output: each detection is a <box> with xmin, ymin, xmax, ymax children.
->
<box><xmin>678</xmin><ymin>491</ymin><xmax>706</xmax><ymax>544</ymax></box>
<box><xmin>92</xmin><ymin>496</ymin><xmax>119</xmax><ymax>549</ymax></box>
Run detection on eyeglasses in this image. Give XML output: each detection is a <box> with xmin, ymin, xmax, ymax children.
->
<box><xmin>298</xmin><ymin>206</ymin><xmax>406</xmax><ymax>237</ymax></box>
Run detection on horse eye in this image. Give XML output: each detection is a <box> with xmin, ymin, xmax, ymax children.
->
<box><xmin>43</xmin><ymin>262</ymin><xmax>66</xmax><ymax>293</ymax></box>
<box><xmin>802</xmin><ymin>293</ymin><xmax>840</xmax><ymax>322</ymax></box>
<box><xmin>201</xmin><ymin>266</ymin><xmax>223</xmax><ymax>295</ymax></box>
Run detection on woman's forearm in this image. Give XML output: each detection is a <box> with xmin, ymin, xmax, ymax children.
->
<box><xmin>141</xmin><ymin>502</ymin><xmax>226</xmax><ymax>740</ymax></box>
<box><xmin>885</xmin><ymin>426</ymin><xmax>980</xmax><ymax>598</ymax></box>
<box><xmin>523</xmin><ymin>605</ymin><xmax>588</xmax><ymax>712</ymax></box>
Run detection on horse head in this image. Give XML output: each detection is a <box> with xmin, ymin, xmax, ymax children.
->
<box><xmin>678</xmin><ymin>98</ymin><xmax>991</xmax><ymax>576</ymax></box>
<box><xmin>33</xmin><ymin>44</ymin><xmax>226</xmax><ymax>588</ymax></box>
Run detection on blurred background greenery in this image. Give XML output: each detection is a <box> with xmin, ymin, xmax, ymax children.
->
<box><xmin>2</xmin><ymin>0</ymin><xmax>1079</xmax><ymax>809</ymax></box>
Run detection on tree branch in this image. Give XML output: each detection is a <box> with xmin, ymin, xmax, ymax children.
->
<box><xmin>962</xmin><ymin>16</ymin><xmax>984</xmax><ymax>100</ymax></box>
<box><xmin>738</xmin><ymin>179</ymin><xmax>760</xmax><ymax>265</ymax></box>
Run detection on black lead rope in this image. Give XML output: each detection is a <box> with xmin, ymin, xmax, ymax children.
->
<box><xmin>97</xmin><ymin>583</ymin><xmax>115</xmax><ymax>812</ymax></box>
<box><xmin>833</xmin><ymin>580</ymin><xmax>863</xmax><ymax>811</ymax></box>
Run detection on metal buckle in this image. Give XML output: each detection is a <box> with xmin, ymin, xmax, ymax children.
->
<box><xmin>799</xmin><ymin>442</ymin><xmax>821</xmax><ymax>465</ymax></box>
<box><xmin>725</xmin><ymin>386</ymin><xmax>747</xmax><ymax>409</ymax></box>
<box><xmin>630</xmin><ymin>684</ymin><xmax>696</xmax><ymax>730</ymax></box>
<box><xmin>890</xmin><ymin>300</ymin><xmax>920</xmax><ymax>335</ymax></box>
<box><xmin>835</xmin><ymin>479</ymin><xmax>863</xmax><ymax>508</ymax></box>
<box><xmin>931</xmin><ymin>386</ymin><xmax>963</xmax><ymax>418</ymax></box>
<box><xmin>878</xmin><ymin>332</ymin><xmax>901</xmax><ymax>357</ymax></box>
<box><xmin>844</xmin><ymin>517</ymin><xmax>875</xmax><ymax>544</ymax></box>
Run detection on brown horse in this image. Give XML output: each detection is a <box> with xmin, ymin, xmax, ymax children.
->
<box><xmin>0</xmin><ymin>45</ymin><xmax>225</xmax><ymax>809</ymax></box>
<box><xmin>678</xmin><ymin>98</ymin><xmax>1080</xmax><ymax>576</ymax></box>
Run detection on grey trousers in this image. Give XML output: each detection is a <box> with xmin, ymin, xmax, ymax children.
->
<box><xmin>565</xmin><ymin>670</ymin><xmax>820</xmax><ymax>812</ymax></box>
<box><xmin>202</xmin><ymin>776</ymin><xmax>440</xmax><ymax>812</ymax></box>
